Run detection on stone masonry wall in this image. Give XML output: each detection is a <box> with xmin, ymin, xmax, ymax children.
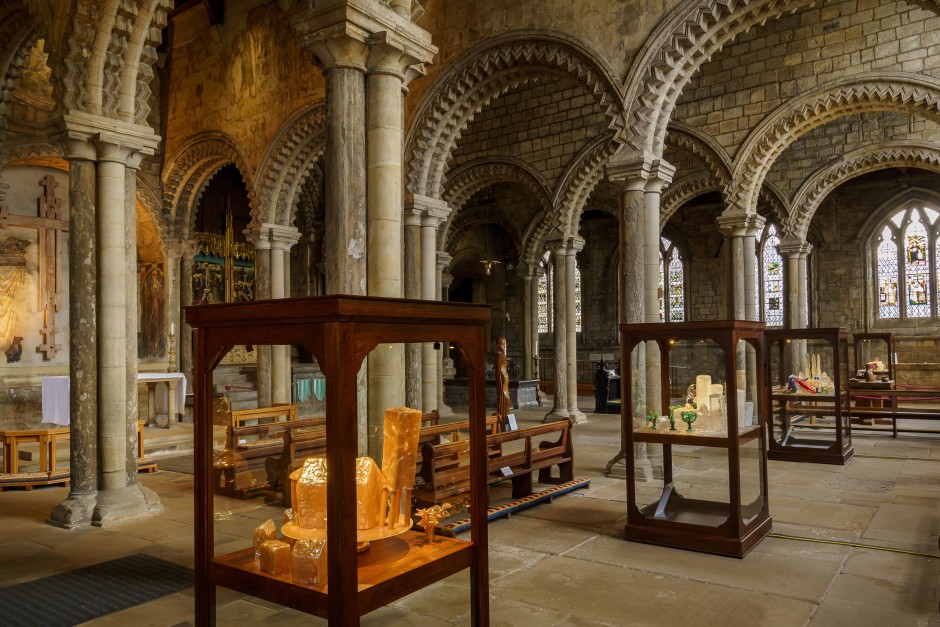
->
<box><xmin>674</xmin><ymin>0</ymin><xmax>940</xmax><ymax>157</ymax></box>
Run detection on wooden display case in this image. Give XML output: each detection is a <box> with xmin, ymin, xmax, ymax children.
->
<box><xmin>765</xmin><ymin>329</ymin><xmax>853</xmax><ymax>465</ymax></box>
<box><xmin>186</xmin><ymin>295</ymin><xmax>491</xmax><ymax>626</ymax></box>
<box><xmin>620</xmin><ymin>321</ymin><xmax>771</xmax><ymax>558</ymax></box>
<box><xmin>852</xmin><ymin>332</ymin><xmax>894</xmax><ymax>379</ymax></box>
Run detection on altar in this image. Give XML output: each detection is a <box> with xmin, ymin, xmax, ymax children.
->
<box><xmin>42</xmin><ymin>373</ymin><xmax>187</xmax><ymax>428</ymax></box>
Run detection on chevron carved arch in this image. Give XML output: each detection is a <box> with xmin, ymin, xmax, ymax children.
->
<box><xmin>254</xmin><ymin>103</ymin><xmax>327</xmax><ymax>227</ymax></box>
<box><xmin>406</xmin><ymin>33</ymin><xmax>624</xmax><ymax>200</ymax></box>
<box><xmin>661</xmin><ymin>173</ymin><xmax>722</xmax><ymax>224</ymax></box>
<box><xmin>790</xmin><ymin>142</ymin><xmax>940</xmax><ymax>240</ymax></box>
<box><xmin>53</xmin><ymin>0</ymin><xmax>170</xmax><ymax>124</ymax></box>
<box><xmin>758</xmin><ymin>181</ymin><xmax>790</xmax><ymax>228</ymax></box>
<box><xmin>665</xmin><ymin>121</ymin><xmax>732</xmax><ymax>184</ymax></box>
<box><xmin>0</xmin><ymin>4</ymin><xmax>42</xmax><ymax>145</ymax></box>
<box><xmin>622</xmin><ymin>0</ymin><xmax>817</xmax><ymax>157</ymax></box>
<box><xmin>728</xmin><ymin>74</ymin><xmax>940</xmax><ymax>216</ymax></box>
<box><xmin>442</xmin><ymin>205</ymin><xmax>521</xmax><ymax>256</ymax></box>
<box><xmin>162</xmin><ymin>132</ymin><xmax>257</xmax><ymax>240</ymax></box>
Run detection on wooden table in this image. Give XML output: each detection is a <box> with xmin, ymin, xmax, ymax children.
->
<box><xmin>0</xmin><ymin>427</ymin><xmax>70</xmax><ymax>473</ymax></box>
<box><xmin>43</xmin><ymin>374</ymin><xmax>187</xmax><ymax>429</ymax></box>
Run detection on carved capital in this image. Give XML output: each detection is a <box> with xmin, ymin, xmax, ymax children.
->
<box><xmin>406</xmin><ymin>193</ymin><xmax>451</xmax><ymax>228</ymax></box>
<box><xmin>54</xmin><ymin>111</ymin><xmax>160</xmax><ymax>163</ymax></box>
<box><xmin>607</xmin><ymin>151</ymin><xmax>675</xmax><ymax>192</ymax></box>
<box><xmin>244</xmin><ymin>223</ymin><xmax>302</xmax><ymax>251</ymax></box>
<box><xmin>435</xmin><ymin>251</ymin><xmax>452</xmax><ymax>273</ymax></box>
<box><xmin>717</xmin><ymin>211</ymin><xmax>765</xmax><ymax>239</ymax></box>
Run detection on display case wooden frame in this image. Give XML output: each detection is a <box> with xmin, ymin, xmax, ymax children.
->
<box><xmin>765</xmin><ymin>329</ymin><xmax>853</xmax><ymax>465</ymax></box>
<box><xmin>852</xmin><ymin>332</ymin><xmax>894</xmax><ymax>378</ymax></box>
<box><xmin>186</xmin><ymin>295</ymin><xmax>491</xmax><ymax>626</ymax></box>
<box><xmin>620</xmin><ymin>320</ymin><xmax>772</xmax><ymax>558</ymax></box>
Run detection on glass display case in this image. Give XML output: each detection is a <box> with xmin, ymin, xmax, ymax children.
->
<box><xmin>765</xmin><ymin>329</ymin><xmax>853</xmax><ymax>465</ymax></box>
<box><xmin>186</xmin><ymin>295</ymin><xmax>491</xmax><ymax>625</ymax></box>
<box><xmin>620</xmin><ymin>320</ymin><xmax>771</xmax><ymax>558</ymax></box>
<box><xmin>852</xmin><ymin>332</ymin><xmax>894</xmax><ymax>379</ymax></box>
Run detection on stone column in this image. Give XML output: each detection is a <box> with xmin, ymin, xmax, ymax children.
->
<box><xmin>545</xmin><ymin>236</ymin><xmax>569</xmax><ymax>421</ymax></box>
<box><xmin>717</xmin><ymin>212</ymin><xmax>764</xmax><ymax>321</ymax></box>
<box><xmin>164</xmin><ymin>242</ymin><xmax>185</xmax><ymax>373</ymax></box>
<box><xmin>565</xmin><ymin>237</ymin><xmax>586</xmax><ymax>423</ymax></box>
<box><xmin>179</xmin><ymin>243</ymin><xmax>197</xmax><ymax>386</ymax></box>
<box><xmin>779</xmin><ymin>236</ymin><xmax>804</xmax><ymax>330</ymax></box>
<box><xmin>437</xmin><ymin>256</ymin><xmax>454</xmax><ymax>416</ymax></box>
<box><xmin>799</xmin><ymin>243</ymin><xmax>812</xmax><ymax>328</ymax></box>
<box><xmin>125</xmin><ymin>155</ymin><xmax>143</xmax><ymax>480</ymax></box>
<box><xmin>520</xmin><ymin>265</ymin><xmax>538</xmax><ymax>380</ymax></box>
<box><xmin>248</xmin><ymin>231</ymin><xmax>273</xmax><ymax>408</ymax></box>
<box><xmin>416</xmin><ymin>196</ymin><xmax>449</xmax><ymax>412</ymax></box>
<box><xmin>49</xmin><ymin>138</ymin><xmax>98</xmax><ymax>528</ymax></box>
<box><xmin>403</xmin><ymin>207</ymin><xmax>422</xmax><ymax>409</ymax></box>
<box><xmin>604</xmin><ymin>157</ymin><xmax>668</xmax><ymax>479</ymax></box>
<box><xmin>269</xmin><ymin>225</ymin><xmax>301</xmax><ymax>404</ymax></box>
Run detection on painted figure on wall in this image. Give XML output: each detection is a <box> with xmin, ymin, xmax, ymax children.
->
<box><xmin>0</xmin><ymin>237</ymin><xmax>30</xmax><ymax>360</ymax></box>
<box><xmin>142</xmin><ymin>264</ymin><xmax>166</xmax><ymax>357</ymax></box>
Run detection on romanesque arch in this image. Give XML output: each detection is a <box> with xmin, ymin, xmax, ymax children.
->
<box><xmin>790</xmin><ymin>142</ymin><xmax>940</xmax><ymax>240</ymax></box>
<box><xmin>661</xmin><ymin>173</ymin><xmax>723</xmax><ymax>224</ymax></box>
<box><xmin>254</xmin><ymin>103</ymin><xmax>327</xmax><ymax>228</ymax></box>
<box><xmin>53</xmin><ymin>0</ymin><xmax>170</xmax><ymax>123</ymax></box>
<box><xmin>405</xmin><ymin>32</ymin><xmax>624</xmax><ymax>202</ymax></box>
<box><xmin>728</xmin><ymin>74</ymin><xmax>940</xmax><ymax>216</ymax></box>
<box><xmin>547</xmin><ymin>135</ymin><xmax>621</xmax><ymax>244</ymax></box>
<box><xmin>0</xmin><ymin>2</ymin><xmax>44</xmax><ymax>146</ymax></box>
<box><xmin>161</xmin><ymin>132</ymin><xmax>256</xmax><ymax>240</ymax></box>
<box><xmin>665</xmin><ymin>121</ymin><xmax>732</xmax><ymax>185</ymax></box>
<box><xmin>442</xmin><ymin>205</ymin><xmax>522</xmax><ymax>256</ymax></box>
<box><xmin>621</xmin><ymin>0</ymin><xmax>820</xmax><ymax>158</ymax></box>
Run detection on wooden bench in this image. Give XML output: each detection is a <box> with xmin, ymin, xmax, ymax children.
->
<box><xmin>229</xmin><ymin>404</ymin><xmax>297</xmax><ymax>428</ymax></box>
<box><xmin>415</xmin><ymin>418</ymin><xmax>573</xmax><ymax>504</ymax></box>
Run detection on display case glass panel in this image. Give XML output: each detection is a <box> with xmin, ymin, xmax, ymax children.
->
<box><xmin>621</xmin><ymin>321</ymin><xmax>771</xmax><ymax>558</ymax></box>
<box><xmin>853</xmin><ymin>333</ymin><xmax>894</xmax><ymax>379</ymax></box>
<box><xmin>765</xmin><ymin>329</ymin><xmax>852</xmax><ymax>465</ymax></box>
<box><xmin>187</xmin><ymin>296</ymin><xmax>490</xmax><ymax>625</ymax></box>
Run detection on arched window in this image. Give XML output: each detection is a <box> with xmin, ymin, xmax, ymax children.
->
<box><xmin>659</xmin><ymin>236</ymin><xmax>686</xmax><ymax>322</ymax></box>
<box><xmin>871</xmin><ymin>202</ymin><xmax>940</xmax><ymax>321</ymax></box>
<box><xmin>758</xmin><ymin>224</ymin><xmax>785</xmax><ymax>327</ymax></box>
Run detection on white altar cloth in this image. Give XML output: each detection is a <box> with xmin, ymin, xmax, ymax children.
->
<box><xmin>42</xmin><ymin>373</ymin><xmax>188</xmax><ymax>426</ymax></box>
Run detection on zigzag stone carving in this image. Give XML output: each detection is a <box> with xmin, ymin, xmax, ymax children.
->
<box><xmin>0</xmin><ymin>13</ymin><xmax>39</xmax><ymax>144</ymax></box>
<box><xmin>665</xmin><ymin>125</ymin><xmax>731</xmax><ymax>185</ymax></box>
<box><xmin>443</xmin><ymin>157</ymin><xmax>552</xmax><ymax>215</ymax></box>
<box><xmin>623</xmin><ymin>0</ymin><xmax>816</xmax><ymax>157</ymax></box>
<box><xmin>254</xmin><ymin>104</ymin><xmax>327</xmax><ymax>227</ymax></box>
<box><xmin>406</xmin><ymin>37</ymin><xmax>623</xmax><ymax>200</ymax></box>
<box><xmin>660</xmin><ymin>173</ymin><xmax>722</xmax><ymax>224</ymax></box>
<box><xmin>162</xmin><ymin>133</ymin><xmax>257</xmax><ymax>239</ymax></box>
<box><xmin>442</xmin><ymin>206</ymin><xmax>521</xmax><ymax>254</ymax></box>
<box><xmin>789</xmin><ymin>143</ymin><xmax>940</xmax><ymax>239</ymax></box>
<box><xmin>729</xmin><ymin>76</ymin><xmax>940</xmax><ymax>216</ymax></box>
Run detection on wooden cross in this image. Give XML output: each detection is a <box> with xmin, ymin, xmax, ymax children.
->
<box><xmin>36</xmin><ymin>175</ymin><xmax>66</xmax><ymax>359</ymax></box>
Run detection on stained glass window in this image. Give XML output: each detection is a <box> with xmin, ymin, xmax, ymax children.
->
<box><xmin>877</xmin><ymin>230</ymin><xmax>900</xmax><ymax>319</ymax></box>
<box><xmin>904</xmin><ymin>217</ymin><xmax>929</xmax><ymax>318</ymax></box>
<box><xmin>668</xmin><ymin>248</ymin><xmax>685</xmax><ymax>322</ymax></box>
<box><xmin>761</xmin><ymin>224</ymin><xmax>784</xmax><ymax>327</ymax></box>
<box><xmin>659</xmin><ymin>237</ymin><xmax>686</xmax><ymax>322</ymax></box>
<box><xmin>537</xmin><ymin>270</ymin><xmax>549</xmax><ymax>333</ymax></box>
<box><xmin>873</xmin><ymin>203</ymin><xmax>940</xmax><ymax>321</ymax></box>
<box><xmin>575</xmin><ymin>266</ymin><xmax>582</xmax><ymax>332</ymax></box>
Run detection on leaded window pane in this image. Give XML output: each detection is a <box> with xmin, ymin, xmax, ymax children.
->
<box><xmin>668</xmin><ymin>248</ymin><xmax>685</xmax><ymax>322</ymax></box>
<box><xmin>877</xmin><ymin>229</ymin><xmax>900</xmax><ymax>319</ymax></box>
<box><xmin>904</xmin><ymin>217</ymin><xmax>930</xmax><ymax>318</ymax></box>
<box><xmin>574</xmin><ymin>266</ymin><xmax>582</xmax><ymax>332</ymax></box>
<box><xmin>658</xmin><ymin>257</ymin><xmax>665</xmax><ymax>321</ymax></box>
<box><xmin>537</xmin><ymin>272</ymin><xmax>548</xmax><ymax>333</ymax></box>
<box><xmin>762</xmin><ymin>225</ymin><xmax>784</xmax><ymax>327</ymax></box>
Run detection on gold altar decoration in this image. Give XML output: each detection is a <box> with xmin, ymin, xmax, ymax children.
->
<box><xmin>0</xmin><ymin>237</ymin><xmax>28</xmax><ymax>355</ymax></box>
<box><xmin>381</xmin><ymin>406</ymin><xmax>422</xmax><ymax>528</ymax></box>
<box><xmin>258</xmin><ymin>539</ymin><xmax>291</xmax><ymax>575</ymax></box>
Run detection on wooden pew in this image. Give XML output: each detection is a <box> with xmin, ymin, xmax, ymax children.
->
<box><xmin>415</xmin><ymin>418</ymin><xmax>573</xmax><ymax>504</ymax></box>
<box><xmin>229</xmin><ymin>404</ymin><xmax>297</xmax><ymax>428</ymax></box>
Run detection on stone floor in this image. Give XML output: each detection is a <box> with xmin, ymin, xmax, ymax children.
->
<box><xmin>1</xmin><ymin>399</ymin><xmax>939</xmax><ymax>626</ymax></box>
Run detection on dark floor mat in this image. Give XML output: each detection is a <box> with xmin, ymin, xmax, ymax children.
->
<box><xmin>0</xmin><ymin>553</ymin><xmax>194</xmax><ymax>627</ymax></box>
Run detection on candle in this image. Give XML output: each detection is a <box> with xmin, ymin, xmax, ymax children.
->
<box><xmin>695</xmin><ymin>375</ymin><xmax>712</xmax><ymax>413</ymax></box>
<box><xmin>170</xmin><ymin>322</ymin><xmax>175</xmax><ymax>336</ymax></box>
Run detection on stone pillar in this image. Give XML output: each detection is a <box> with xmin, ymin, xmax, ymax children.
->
<box><xmin>717</xmin><ymin>212</ymin><xmax>764</xmax><ymax>321</ymax></box>
<box><xmin>179</xmin><ymin>244</ymin><xmax>197</xmax><ymax>386</ymax></box>
<box><xmin>164</xmin><ymin>242</ymin><xmax>186</xmax><ymax>373</ymax></box>
<box><xmin>403</xmin><ymin>207</ymin><xmax>422</xmax><ymax>409</ymax></box>
<box><xmin>799</xmin><ymin>243</ymin><xmax>812</xmax><ymax>328</ymax></box>
<box><xmin>249</xmin><ymin>232</ymin><xmax>273</xmax><ymax>408</ymax></box>
<box><xmin>520</xmin><ymin>265</ymin><xmax>538</xmax><ymax>380</ymax></box>
<box><xmin>565</xmin><ymin>237</ymin><xmax>586</xmax><ymax>423</ymax></box>
<box><xmin>49</xmin><ymin>139</ymin><xmax>98</xmax><ymax>528</ymax></box>
<box><xmin>545</xmin><ymin>236</ymin><xmax>568</xmax><ymax>421</ymax></box>
<box><xmin>415</xmin><ymin>196</ymin><xmax>449</xmax><ymax>412</ymax></box>
<box><xmin>779</xmin><ymin>236</ymin><xmax>804</xmax><ymax>330</ymax></box>
<box><xmin>270</xmin><ymin>226</ymin><xmax>301</xmax><ymax>404</ymax></box>
<box><xmin>437</xmin><ymin>256</ymin><xmax>454</xmax><ymax>416</ymax></box>
<box><xmin>125</xmin><ymin>155</ymin><xmax>142</xmax><ymax>480</ymax></box>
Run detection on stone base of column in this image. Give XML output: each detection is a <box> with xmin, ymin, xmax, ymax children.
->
<box><xmin>47</xmin><ymin>491</ymin><xmax>98</xmax><ymax>529</ymax></box>
<box><xmin>568</xmin><ymin>408</ymin><xmax>587</xmax><ymax>424</ymax></box>
<box><xmin>543</xmin><ymin>407</ymin><xmax>570</xmax><ymax>423</ymax></box>
<box><xmin>437</xmin><ymin>401</ymin><xmax>454</xmax><ymax>417</ymax></box>
<box><xmin>92</xmin><ymin>484</ymin><xmax>163</xmax><ymax>526</ymax></box>
<box><xmin>604</xmin><ymin>445</ymin><xmax>656</xmax><ymax>480</ymax></box>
